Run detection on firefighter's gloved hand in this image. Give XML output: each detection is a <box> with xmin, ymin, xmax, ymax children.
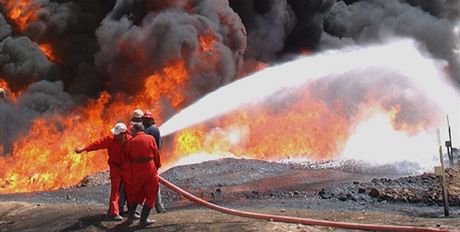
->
<box><xmin>74</xmin><ymin>147</ymin><xmax>84</xmax><ymax>153</ymax></box>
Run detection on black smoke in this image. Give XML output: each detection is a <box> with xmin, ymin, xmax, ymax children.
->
<box><xmin>2</xmin><ymin>0</ymin><xmax>459</xmax><ymax>96</ymax></box>
<box><xmin>0</xmin><ymin>80</ymin><xmax>74</xmax><ymax>154</ymax></box>
<box><xmin>321</xmin><ymin>0</ymin><xmax>460</xmax><ymax>86</ymax></box>
<box><xmin>0</xmin><ymin>36</ymin><xmax>51</xmax><ymax>90</ymax></box>
<box><xmin>95</xmin><ymin>0</ymin><xmax>246</xmax><ymax>98</ymax></box>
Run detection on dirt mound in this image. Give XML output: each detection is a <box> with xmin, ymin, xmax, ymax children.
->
<box><xmin>78</xmin><ymin>170</ymin><xmax>110</xmax><ymax>187</ymax></box>
<box><xmin>76</xmin><ymin>158</ymin><xmax>291</xmax><ymax>188</ymax></box>
<box><xmin>76</xmin><ymin>158</ymin><xmax>460</xmax><ymax>208</ymax></box>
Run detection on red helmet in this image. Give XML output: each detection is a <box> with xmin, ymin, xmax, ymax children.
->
<box><xmin>142</xmin><ymin>111</ymin><xmax>154</xmax><ymax>119</ymax></box>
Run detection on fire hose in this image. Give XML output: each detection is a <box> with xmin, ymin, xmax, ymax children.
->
<box><xmin>159</xmin><ymin>176</ymin><xmax>455</xmax><ymax>232</ymax></box>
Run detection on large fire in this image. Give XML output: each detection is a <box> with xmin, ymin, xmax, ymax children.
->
<box><xmin>0</xmin><ymin>37</ymin><xmax>207</xmax><ymax>193</ymax></box>
<box><xmin>0</xmin><ymin>2</ymin><xmax>455</xmax><ymax>195</ymax></box>
<box><xmin>169</xmin><ymin>81</ymin><xmax>433</xmax><ymax>162</ymax></box>
<box><xmin>0</xmin><ymin>40</ymin><xmax>449</xmax><ymax>194</ymax></box>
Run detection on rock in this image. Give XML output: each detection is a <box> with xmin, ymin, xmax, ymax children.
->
<box><xmin>358</xmin><ymin>188</ymin><xmax>366</xmax><ymax>193</ymax></box>
<box><xmin>347</xmin><ymin>193</ymin><xmax>355</xmax><ymax>201</ymax></box>
<box><xmin>338</xmin><ymin>194</ymin><xmax>347</xmax><ymax>201</ymax></box>
<box><xmin>319</xmin><ymin>188</ymin><xmax>326</xmax><ymax>196</ymax></box>
<box><xmin>318</xmin><ymin>188</ymin><xmax>333</xmax><ymax>199</ymax></box>
<box><xmin>369</xmin><ymin>188</ymin><xmax>380</xmax><ymax>198</ymax></box>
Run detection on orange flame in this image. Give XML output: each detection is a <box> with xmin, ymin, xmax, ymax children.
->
<box><xmin>172</xmin><ymin>87</ymin><xmax>351</xmax><ymax>161</ymax></box>
<box><xmin>0</xmin><ymin>79</ymin><xmax>8</xmax><ymax>91</ymax></box>
<box><xmin>199</xmin><ymin>34</ymin><xmax>216</xmax><ymax>53</ymax></box>
<box><xmin>0</xmin><ymin>58</ymin><xmax>191</xmax><ymax>193</ymax></box>
<box><xmin>0</xmin><ymin>58</ymin><xmax>434</xmax><ymax>194</ymax></box>
<box><xmin>0</xmin><ymin>78</ymin><xmax>17</xmax><ymax>101</ymax></box>
<box><xmin>386</xmin><ymin>105</ymin><xmax>431</xmax><ymax>136</ymax></box>
<box><xmin>0</xmin><ymin>91</ymin><xmax>128</xmax><ymax>193</ymax></box>
<box><xmin>171</xmin><ymin>81</ymin><xmax>434</xmax><ymax>162</ymax></box>
<box><xmin>0</xmin><ymin>30</ymin><xmax>436</xmax><ymax>195</ymax></box>
<box><xmin>239</xmin><ymin>58</ymin><xmax>268</xmax><ymax>77</ymax></box>
<box><xmin>38</xmin><ymin>43</ymin><xmax>59</xmax><ymax>63</ymax></box>
<box><xmin>0</xmin><ymin>0</ymin><xmax>39</xmax><ymax>31</ymax></box>
<box><xmin>301</xmin><ymin>49</ymin><xmax>312</xmax><ymax>56</ymax></box>
<box><xmin>145</xmin><ymin>60</ymin><xmax>188</xmax><ymax>109</ymax></box>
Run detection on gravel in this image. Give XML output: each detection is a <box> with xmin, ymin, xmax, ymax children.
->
<box><xmin>1</xmin><ymin>157</ymin><xmax>459</xmax><ymax>218</ymax></box>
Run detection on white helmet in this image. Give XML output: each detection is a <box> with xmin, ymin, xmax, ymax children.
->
<box><xmin>132</xmin><ymin>109</ymin><xmax>144</xmax><ymax>119</ymax></box>
<box><xmin>111</xmin><ymin>122</ymin><xmax>128</xmax><ymax>135</ymax></box>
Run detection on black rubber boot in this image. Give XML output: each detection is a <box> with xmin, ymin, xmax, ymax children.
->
<box><xmin>127</xmin><ymin>203</ymin><xmax>138</xmax><ymax>223</ymax></box>
<box><xmin>139</xmin><ymin>205</ymin><xmax>155</xmax><ymax>228</ymax></box>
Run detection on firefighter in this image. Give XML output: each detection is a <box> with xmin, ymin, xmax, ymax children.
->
<box><xmin>125</xmin><ymin>123</ymin><xmax>161</xmax><ymax>227</ymax></box>
<box><xmin>118</xmin><ymin>108</ymin><xmax>145</xmax><ymax>215</ymax></box>
<box><xmin>127</xmin><ymin>109</ymin><xmax>144</xmax><ymax>135</ymax></box>
<box><xmin>74</xmin><ymin>122</ymin><xmax>131</xmax><ymax>221</ymax></box>
<box><xmin>142</xmin><ymin>111</ymin><xmax>166</xmax><ymax>214</ymax></box>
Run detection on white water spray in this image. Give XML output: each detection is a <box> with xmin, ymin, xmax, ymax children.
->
<box><xmin>160</xmin><ymin>39</ymin><xmax>457</xmax><ymax>136</ymax></box>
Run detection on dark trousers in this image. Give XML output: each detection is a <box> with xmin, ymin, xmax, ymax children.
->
<box><xmin>155</xmin><ymin>185</ymin><xmax>165</xmax><ymax>212</ymax></box>
<box><xmin>118</xmin><ymin>183</ymin><xmax>127</xmax><ymax>213</ymax></box>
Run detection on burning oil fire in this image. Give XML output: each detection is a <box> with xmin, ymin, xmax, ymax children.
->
<box><xmin>0</xmin><ymin>39</ymin><xmax>459</xmax><ymax>194</ymax></box>
<box><xmin>161</xmin><ymin>39</ymin><xmax>460</xmax><ymax>166</ymax></box>
<box><xmin>145</xmin><ymin>60</ymin><xmax>188</xmax><ymax>109</ymax></box>
<box><xmin>0</xmin><ymin>59</ymin><xmax>190</xmax><ymax>193</ymax></box>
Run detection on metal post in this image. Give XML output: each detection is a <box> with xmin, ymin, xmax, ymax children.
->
<box><xmin>437</xmin><ymin>129</ymin><xmax>449</xmax><ymax>217</ymax></box>
<box><xmin>446</xmin><ymin>115</ymin><xmax>454</xmax><ymax>166</ymax></box>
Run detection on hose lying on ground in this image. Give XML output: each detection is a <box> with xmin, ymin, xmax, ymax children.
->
<box><xmin>159</xmin><ymin>176</ymin><xmax>455</xmax><ymax>232</ymax></box>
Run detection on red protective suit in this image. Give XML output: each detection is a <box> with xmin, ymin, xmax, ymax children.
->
<box><xmin>125</xmin><ymin>131</ymin><xmax>161</xmax><ymax>208</ymax></box>
<box><xmin>82</xmin><ymin>133</ymin><xmax>132</xmax><ymax>216</ymax></box>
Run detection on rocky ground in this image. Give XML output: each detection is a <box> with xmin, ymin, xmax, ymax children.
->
<box><xmin>0</xmin><ymin>158</ymin><xmax>460</xmax><ymax>231</ymax></box>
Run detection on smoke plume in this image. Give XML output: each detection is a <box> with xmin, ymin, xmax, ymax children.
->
<box><xmin>95</xmin><ymin>0</ymin><xmax>247</xmax><ymax>100</ymax></box>
<box><xmin>321</xmin><ymin>0</ymin><xmax>460</xmax><ymax>86</ymax></box>
<box><xmin>0</xmin><ymin>80</ymin><xmax>73</xmax><ymax>153</ymax></box>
